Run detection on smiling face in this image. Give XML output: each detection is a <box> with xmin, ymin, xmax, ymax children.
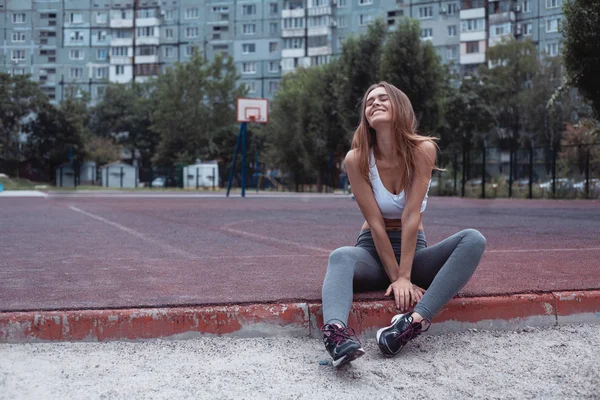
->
<box><xmin>364</xmin><ymin>86</ymin><xmax>393</xmax><ymax>129</ymax></box>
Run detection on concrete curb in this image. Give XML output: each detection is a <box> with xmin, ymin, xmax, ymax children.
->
<box><xmin>1</xmin><ymin>291</ymin><xmax>599</xmax><ymax>343</ymax></box>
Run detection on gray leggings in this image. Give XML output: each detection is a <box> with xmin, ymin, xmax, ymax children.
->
<box><xmin>321</xmin><ymin>229</ymin><xmax>486</xmax><ymax>325</ymax></box>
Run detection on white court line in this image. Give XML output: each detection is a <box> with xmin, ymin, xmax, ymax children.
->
<box><xmin>487</xmin><ymin>248</ymin><xmax>600</xmax><ymax>253</ymax></box>
<box><xmin>69</xmin><ymin>205</ymin><xmax>200</xmax><ymax>260</ymax></box>
<box><xmin>221</xmin><ymin>220</ymin><xmax>331</xmax><ymax>255</ymax></box>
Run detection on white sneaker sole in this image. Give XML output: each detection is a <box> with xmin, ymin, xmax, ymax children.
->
<box><xmin>332</xmin><ymin>347</ymin><xmax>365</xmax><ymax>367</ymax></box>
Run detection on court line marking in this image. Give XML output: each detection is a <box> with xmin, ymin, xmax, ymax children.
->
<box><xmin>69</xmin><ymin>205</ymin><xmax>201</xmax><ymax>260</ymax></box>
<box><xmin>220</xmin><ymin>220</ymin><xmax>331</xmax><ymax>255</ymax></box>
<box><xmin>486</xmin><ymin>248</ymin><xmax>600</xmax><ymax>253</ymax></box>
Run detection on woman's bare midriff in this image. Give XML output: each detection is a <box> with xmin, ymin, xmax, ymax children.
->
<box><xmin>360</xmin><ymin>218</ymin><xmax>424</xmax><ymax>232</ymax></box>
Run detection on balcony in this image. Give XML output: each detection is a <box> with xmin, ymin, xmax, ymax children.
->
<box><xmin>110</xmin><ymin>55</ymin><xmax>133</xmax><ymax>65</ymax></box>
<box><xmin>308</xmin><ymin>46</ymin><xmax>331</xmax><ymax>56</ymax></box>
<box><xmin>308</xmin><ymin>26</ymin><xmax>329</xmax><ymax>36</ymax></box>
<box><xmin>282</xmin><ymin>9</ymin><xmax>305</xmax><ymax>18</ymax></box>
<box><xmin>282</xmin><ymin>48</ymin><xmax>305</xmax><ymax>58</ymax></box>
<box><xmin>111</xmin><ymin>37</ymin><xmax>133</xmax><ymax>47</ymax></box>
<box><xmin>460</xmin><ymin>8</ymin><xmax>485</xmax><ymax>19</ymax></box>
<box><xmin>460</xmin><ymin>52</ymin><xmax>486</xmax><ymax>64</ymax></box>
<box><xmin>282</xmin><ymin>28</ymin><xmax>305</xmax><ymax>38</ymax></box>
<box><xmin>135</xmin><ymin>55</ymin><xmax>159</xmax><ymax>64</ymax></box>
<box><xmin>460</xmin><ymin>30</ymin><xmax>486</xmax><ymax>41</ymax></box>
<box><xmin>110</xmin><ymin>19</ymin><xmax>134</xmax><ymax>28</ymax></box>
<box><xmin>308</xmin><ymin>6</ymin><xmax>332</xmax><ymax>16</ymax></box>
<box><xmin>136</xmin><ymin>17</ymin><xmax>160</xmax><ymax>27</ymax></box>
<box><xmin>489</xmin><ymin>11</ymin><xmax>516</xmax><ymax>25</ymax></box>
<box><xmin>136</xmin><ymin>36</ymin><xmax>159</xmax><ymax>46</ymax></box>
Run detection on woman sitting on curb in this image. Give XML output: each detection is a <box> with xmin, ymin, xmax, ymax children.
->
<box><xmin>320</xmin><ymin>82</ymin><xmax>487</xmax><ymax>367</ymax></box>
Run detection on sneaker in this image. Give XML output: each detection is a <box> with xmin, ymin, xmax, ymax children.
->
<box><xmin>376</xmin><ymin>313</ymin><xmax>430</xmax><ymax>357</ymax></box>
<box><xmin>321</xmin><ymin>323</ymin><xmax>365</xmax><ymax>367</ymax></box>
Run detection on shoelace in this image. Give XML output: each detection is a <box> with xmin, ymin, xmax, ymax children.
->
<box><xmin>322</xmin><ymin>324</ymin><xmax>359</xmax><ymax>346</ymax></box>
<box><xmin>397</xmin><ymin>320</ymin><xmax>431</xmax><ymax>344</ymax></box>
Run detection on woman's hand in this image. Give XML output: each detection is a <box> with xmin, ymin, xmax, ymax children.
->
<box><xmin>385</xmin><ymin>278</ymin><xmax>426</xmax><ymax>311</ymax></box>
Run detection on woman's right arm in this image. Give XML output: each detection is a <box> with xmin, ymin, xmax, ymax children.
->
<box><xmin>345</xmin><ymin>150</ymin><xmax>400</xmax><ymax>281</ymax></box>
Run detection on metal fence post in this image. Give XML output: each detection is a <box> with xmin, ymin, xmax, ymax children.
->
<box><xmin>120</xmin><ymin>166</ymin><xmax>124</xmax><ymax>188</ymax></box>
<box><xmin>508</xmin><ymin>146</ymin><xmax>514</xmax><ymax>198</ymax></box>
<box><xmin>528</xmin><ymin>147</ymin><xmax>534</xmax><ymax>199</ymax></box>
<box><xmin>552</xmin><ymin>147</ymin><xmax>557</xmax><ymax>198</ymax></box>
<box><xmin>453</xmin><ymin>152</ymin><xmax>458</xmax><ymax>195</ymax></box>
<box><xmin>481</xmin><ymin>145</ymin><xmax>486</xmax><ymax>199</ymax></box>
<box><xmin>585</xmin><ymin>146</ymin><xmax>590</xmax><ymax>199</ymax></box>
<box><xmin>213</xmin><ymin>167</ymin><xmax>216</xmax><ymax>191</ymax></box>
<box><xmin>196</xmin><ymin>167</ymin><xmax>199</xmax><ymax>189</ymax></box>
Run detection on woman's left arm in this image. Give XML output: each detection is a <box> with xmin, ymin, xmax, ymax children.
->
<box><xmin>397</xmin><ymin>141</ymin><xmax>437</xmax><ymax>280</ymax></box>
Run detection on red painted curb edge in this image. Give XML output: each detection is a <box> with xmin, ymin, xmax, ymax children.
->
<box><xmin>1</xmin><ymin>292</ymin><xmax>599</xmax><ymax>343</ymax></box>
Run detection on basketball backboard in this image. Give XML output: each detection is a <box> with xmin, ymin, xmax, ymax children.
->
<box><xmin>236</xmin><ymin>98</ymin><xmax>268</xmax><ymax>123</ymax></box>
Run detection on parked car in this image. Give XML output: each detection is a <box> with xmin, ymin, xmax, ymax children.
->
<box><xmin>152</xmin><ymin>176</ymin><xmax>166</xmax><ymax>188</ymax></box>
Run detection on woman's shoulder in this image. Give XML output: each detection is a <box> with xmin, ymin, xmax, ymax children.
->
<box><xmin>345</xmin><ymin>149</ymin><xmax>358</xmax><ymax>167</ymax></box>
<box><xmin>414</xmin><ymin>139</ymin><xmax>438</xmax><ymax>166</ymax></box>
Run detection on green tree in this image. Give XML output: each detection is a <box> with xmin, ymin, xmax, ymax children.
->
<box><xmin>151</xmin><ymin>51</ymin><xmax>245</xmax><ymax>168</ymax></box>
<box><xmin>479</xmin><ymin>39</ymin><xmax>539</xmax><ymax>147</ymax></box>
<box><xmin>90</xmin><ymin>83</ymin><xmax>158</xmax><ymax>168</ymax></box>
<box><xmin>23</xmin><ymin>102</ymin><xmax>85</xmax><ymax>182</ymax></box>
<box><xmin>379</xmin><ymin>18</ymin><xmax>448</xmax><ymax>135</ymax></box>
<box><xmin>0</xmin><ymin>73</ymin><xmax>47</xmax><ymax>172</ymax></box>
<box><xmin>335</xmin><ymin>18</ymin><xmax>387</xmax><ymax>135</ymax></box>
<box><xmin>562</xmin><ymin>0</ymin><xmax>600</xmax><ymax>117</ymax></box>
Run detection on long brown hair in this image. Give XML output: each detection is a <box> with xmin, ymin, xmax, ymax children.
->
<box><xmin>350</xmin><ymin>81</ymin><xmax>438</xmax><ymax>191</ymax></box>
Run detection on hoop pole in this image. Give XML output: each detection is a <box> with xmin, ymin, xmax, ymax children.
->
<box><xmin>226</xmin><ymin>123</ymin><xmax>245</xmax><ymax>197</ymax></box>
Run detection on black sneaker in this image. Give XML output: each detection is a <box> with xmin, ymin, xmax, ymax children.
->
<box><xmin>321</xmin><ymin>323</ymin><xmax>365</xmax><ymax>367</ymax></box>
<box><xmin>376</xmin><ymin>313</ymin><xmax>430</xmax><ymax>357</ymax></box>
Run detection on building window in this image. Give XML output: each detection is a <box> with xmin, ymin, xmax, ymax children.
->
<box><xmin>523</xmin><ymin>0</ymin><xmax>531</xmax><ymax>12</ymax></box>
<box><xmin>70</xmin><ymin>31</ymin><xmax>84</xmax><ymax>42</ymax></box>
<box><xmin>338</xmin><ymin>0</ymin><xmax>347</xmax><ymax>5</ymax></box>
<box><xmin>70</xmin><ymin>13</ymin><xmax>83</xmax><ymax>24</ymax></box>
<box><xmin>116</xmin><ymin>30</ymin><xmax>130</xmax><ymax>39</ymax></box>
<box><xmin>186</xmin><ymin>27</ymin><xmax>199</xmax><ymax>38</ymax></box>
<box><xmin>337</xmin><ymin>16</ymin><xmax>347</xmax><ymax>28</ymax></box>
<box><xmin>461</xmin><ymin>18</ymin><xmax>485</xmax><ymax>32</ymax></box>
<box><xmin>186</xmin><ymin>46</ymin><xmax>196</xmax><ymax>56</ymax></box>
<box><xmin>311</xmin><ymin>55</ymin><xmax>329</xmax><ymax>66</ymax></box>
<box><xmin>269</xmin><ymin>42</ymin><xmax>278</xmax><ymax>52</ymax></box>
<box><xmin>309</xmin><ymin>16</ymin><xmax>327</xmax><ymax>27</ymax></box>
<box><xmin>11</xmin><ymin>50</ymin><xmax>26</xmax><ymax>61</ymax></box>
<box><xmin>246</xmin><ymin>82</ymin><xmax>256</xmax><ymax>93</ymax></box>
<box><xmin>283</xmin><ymin>18</ymin><xmax>304</xmax><ymax>28</ymax></box>
<box><xmin>524</xmin><ymin>23</ymin><xmax>532</xmax><ymax>36</ymax></box>
<box><xmin>359</xmin><ymin>0</ymin><xmax>373</xmax><ymax>5</ymax></box>
<box><xmin>185</xmin><ymin>8</ymin><xmax>199</xmax><ymax>19</ymax></box>
<box><xmin>448</xmin><ymin>3</ymin><xmax>459</xmax><ymax>15</ymax></box>
<box><xmin>545</xmin><ymin>43</ymin><xmax>559</xmax><ymax>56</ymax></box>
<box><xmin>137</xmin><ymin>46</ymin><xmax>157</xmax><ymax>56</ymax></box>
<box><xmin>242</xmin><ymin>62</ymin><xmax>257</xmax><ymax>74</ymax></box>
<box><xmin>164</xmin><ymin>47</ymin><xmax>173</xmax><ymax>57</ymax></box>
<box><xmin>284</xmin><ymin>38</ymin><xmax>304</xmax><ymax>49</ymax></box>
<box><xmin>447</xmin><ymin>25</ymin><xmax>457</xmax><ymax>37</ymax></box>
<box><xmin>70</xmin><ymin>67</ymin><xmax>83</xmax><ymax>78</ymax></box>
<box><xmin>165</xmin><ymin>28</ymin><xmax>174</xmax><ymax>38</ymax></box>
<box><xmin>213</xmin><ymin>6</ymin><xmax>229</xmax><ymax>12</ymax></box>
<box><xmin>111</xmin><ymin>47</ymin><xmax>128</xmax><ymax>56</ymax></box>
<box><xmin>358</xmin><ymin>14</ymin><xmax>373</xmax><ymax>26</ymax></box>
<box><xmin>269</xmin><ymin>3</ymin><xmax>278</xmax><ymax>14</ymax></box>
<box><xmin>308</xmin><ymin>35</ymin><xmax>327</xmax><ymax>47</ymax></box>
<box><xmin>546</xmin><ymin>0</ymin><xmax>561</xmax><ymax>9</ymax></box>
<box><xmin>96</xmin><ymin>12</ymin><xmax>108</xmax><ymax>23</ymax></box>
<box><xmin>97</xmin><ymin>31</ymin><xmax>107</xmax><ymax>41</ymax></box>
<box><xmin>165</xmin><ymin>10</ymin><xmax>175</xmax><ymax>20</ymax></box>
<box><xmin>242</xmin><ymin>43</ymin><xmax>256</xmax><ymax>54</ymax></box>
<box><xmin>269</xmin><ymin>23</ymin><xmax>278</xmax><ymax>34</ymax></box>
<box><xmin>69</xmin><ymin>49</ymin><xmax>84</xmax><ymax>60</ymax></box>
<box><xmin>269</xmin><ymin>81</ymin><xmax>279</xmax><ymax>93</ymax></box>
<box><xmin>12</xmin><ymin>32</ymin><xmax>26</xmax><ymax>42</ymax></box>
<box><xmin>269</xmin><ymin>61</ymin><xmax>279</xmax><ymax>72</ymax></box>
<box><xmin>137</xmin><ymin>27</ymin><xmax>155</xmax><ymax>37</ymax></box>
<box><xmin>95</xmin><ymin>67</ymin><xmax>108</xmax><ymax>79</ymax></box>
<box><xmin>466</xmin><ymin>41</ymin><xmax>480</xmax><ymax>53</ymax></box>
<box><xmin>242</xmin><ymin>4</ymin><xmax>256</xmax><ymax>15</ymax></box>
<box><xmin>420</xmin><ymin>28</ymin><xmax>433</xmax><ymax>39</ymax></box>
<box><xmin>12</xmin><ymin>13</ymin><xmax>26</xmax><ymax>24</ymax></box>
<box><xmin>115</xmin><ymin>65</ymin><xmax>125</xmax><ymax>75</ymax></box>
<box><xmin>418</xmin><ymin>6</ymin><xmax>433</xmax><ymax>19</ymax></box>
<box><xmin>97</xmin><ymin>49</ymin><xmax>107</xmax><ymax>60</ymax></box>
<box><xmin>446</xmin><ymin>46</ymin><xmax>458</xmax><ymax>60</ymax></box>
<box><xmin>546</xmin><ymin>18</ymin><xmax>560</xmax><ymax>33</ymax></box>
<box><xmin>243</xmin><ymin>24</ymin><xmax>256</xmax><ymax>35</ymax></box>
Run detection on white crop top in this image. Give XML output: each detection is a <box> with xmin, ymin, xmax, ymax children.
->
<box><xmin>369</xmin><ymin>150</ymin><xmax>431</xmax><ymax>219</ymax></box>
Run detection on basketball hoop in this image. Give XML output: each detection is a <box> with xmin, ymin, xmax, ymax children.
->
<box><xmin>249</xmin><ymin>115</ymin><xmax>257</xmax><ymax>122</ymax></box>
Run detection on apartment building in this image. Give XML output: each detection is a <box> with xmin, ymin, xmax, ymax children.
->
<box><xmin>0</xmin><ymin>0</ymin><xmax>565</xmax><ymax>104</ymax></box>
